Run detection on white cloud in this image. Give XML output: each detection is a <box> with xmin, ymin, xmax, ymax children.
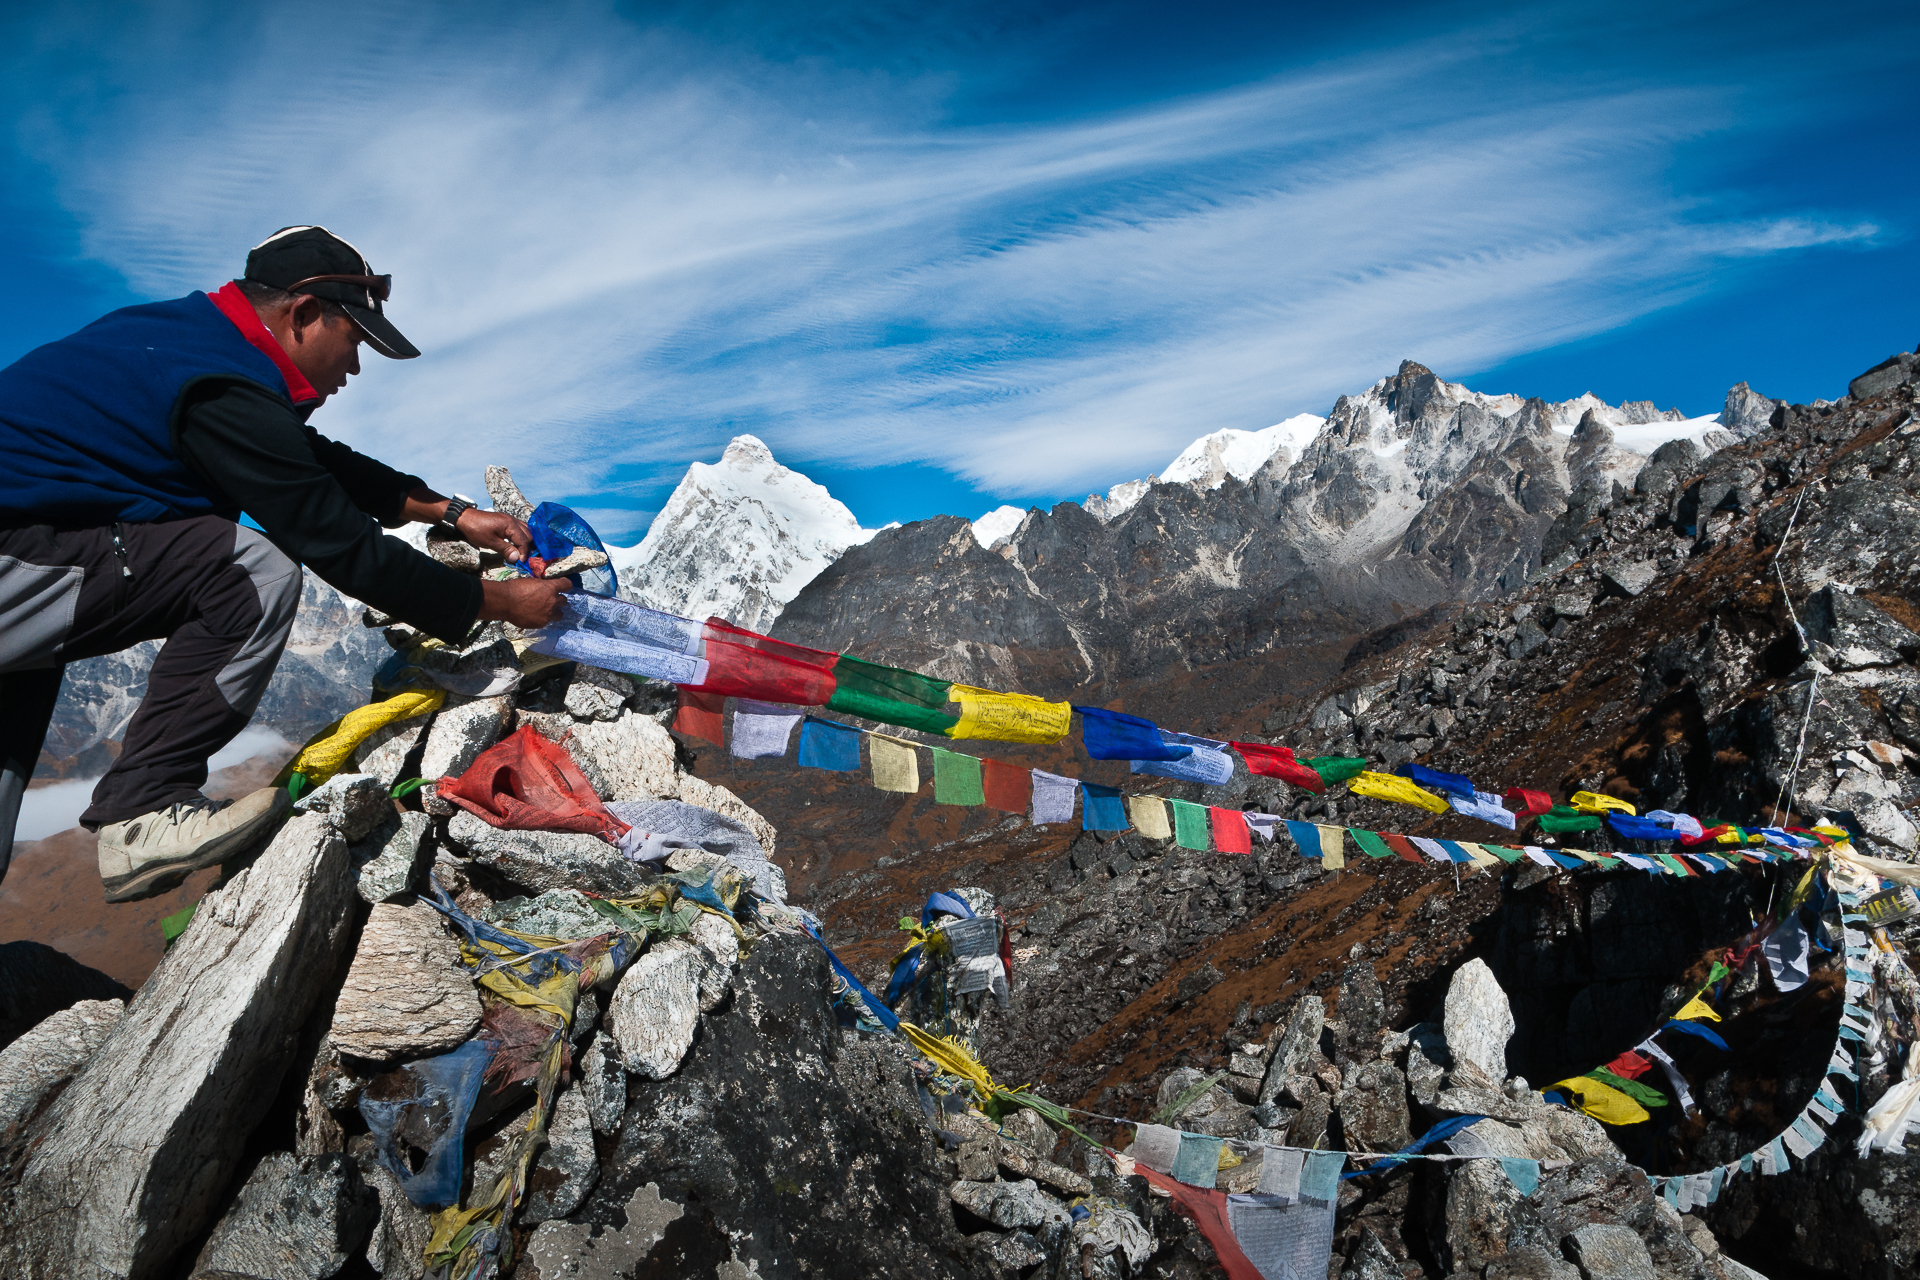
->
<box><xmin>3</xmin><ymin>1</ymin><xmax>1883</xmax><ymax>509</ymax></box>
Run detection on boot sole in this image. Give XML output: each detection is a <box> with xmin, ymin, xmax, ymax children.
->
<box><xmin>101</xmin><ymin>793</ymin><xmax>290</xmax><ymax>904</ymax></box>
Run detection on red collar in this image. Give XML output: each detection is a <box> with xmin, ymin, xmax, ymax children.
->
<box><xmin>206</xmin><ymin>281</ymin><xmax>320</xmax><ymax>405</ymax></box>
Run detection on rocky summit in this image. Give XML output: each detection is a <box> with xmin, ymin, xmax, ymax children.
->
<box><xmin>1</xmin><ymin>344</ymin><xmax>1917</xmax><ymax>1280</ymax></box>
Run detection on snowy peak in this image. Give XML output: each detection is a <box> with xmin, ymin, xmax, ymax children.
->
<box><xmin>1160</xmin><ymin>414</ymin><xmax>1326</xmax><ymax>490</ymax></box>
<box><xmin>613</xmin><ymin>434</ymin><xmax>874</xmax><ymax>633</ymax></box>
<box><xmin>971</xmin><ymin>505</ymin><xmax>1027</xmax><ymax>549</ymax></box>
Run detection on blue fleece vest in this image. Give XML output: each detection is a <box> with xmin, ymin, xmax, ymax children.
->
<box><xmin>0</xmin><ymin>292</ymin><xmax>294</xmax><ymax>527</ymax></box>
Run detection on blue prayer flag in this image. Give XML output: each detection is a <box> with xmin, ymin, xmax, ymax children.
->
<box><xmin>1609</xmin><ymin>813</ymin><xmax>1684</xmax><ymax>841</ymax></box>
<box><xmin>1436</xmin><ymin>840</ymin><xmax>1476</xmax><ymax>864</ymax></box>
<box><xmin>1081</xmin><ymin>782</ymin><xmax>1130</xmax><ymax>832</ymax></box>
<box><xmin>1395</xmin><ymin>761</ymin><xmax>1475</xmax><ymax>798</ymax></box>
<box><xmin>798</xmin><ymin>717</ymin><xmax>862</xmax><ymax>771</ymax></box>
<box><xmin>1133</xmin><ymin>744</ymin><xmax>1234</xmax><ymax>785</ymax></box>
<box><xmin>1498</xmin><ymin>1157</ymin><xmax>1540</xmax><ymax>1197</ymax></box>
<box><xmin>1075</xmin><ymin>706</ymin><xmax>1192</xmax><ymax>761</ymax></box>
<box><xmin>1283</xmin><ymin>820</ymin><xmax>1324</xmax><ymax>858</ymax></box>
<box><xmin>1170</xmin><ymin>1133</ymin><xmax>1224</xmax><ymax>1188</ymax></box>
<box><xmin>1300</xmin><ymin>1149</ymin><xmax>1346</xmax><ymax>1201</ymax></box>
<box><xmin>1663</xmin><ymin>1019</ymin><xmax>1730</xmax><ymax>1051</ymax></box>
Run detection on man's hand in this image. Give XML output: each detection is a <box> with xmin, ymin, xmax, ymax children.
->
<box><xmin>456</xmin><ymin>508</ymin><xmax>532</xmax><ymax>564</ymax></box>
<box><xmin>478</xmin><ymin>576</ymin><xmax>567</xmax><ymax>628</ymax></box>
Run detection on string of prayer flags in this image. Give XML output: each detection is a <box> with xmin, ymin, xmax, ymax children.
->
<box><xmin>1134</xmin><ymin>733</ymin><xmax>1234</xmax><ymax>785</ymax></box>
<box><xmin>947</xmin><ymin>685</ymin><xmax>1072</xmax><ymax>743</ymax></box>
<box><xmin>730</xmin><ymin>701</ymin><xmax>803</xmax><ymax>760</ymax></box>
<box><xmin>1076</xmin><ymin>706</ymin><xmax>1191</xmax><ymax>761</ymax></box>
<box><xmin>868</xmin><ymin>734</ymin><xmax>921</xmax><ymax>793</ymax></box>
<box><xmin>1128</xmin><ymin>795</ymin><xmax>1173</xmax><ymax>839</ymax></box>
<box><xmin>532</xmin><ymin>593</ymin><xmax>710</xmax><ymax>684</ymax></box>
<box><xmin>1396</xmin><ymin>762</ymin><xmax>1474</xmax><ymax>799</ymax></box>
<box><xmin>826</xmin><ymin>654</ymin><xmax>958</xmax><ymax>735</ymax></box>
<box><xmin>1569</xmin><ymin>790</ymin><xmax>1636</xmax><ymax>816</ymax></box>
<box><xmin>688</xmin><ymin>619</ymin><xmax>838</xmax><ymax>705</ymax></box>
<box><xmin>1082</xmin><ymin>782</ymin><xmax>1129</xmax><ymax>832</ymax></box>
<box><xmin>1230</xmin><ymin>742</ymin><xmax>1326</xmax><ymax>792</ymax></box>
<box><xmin>1170</xmin><ymin>799</ymin><xmax>1211</xmax><ymax>851</ymax></box>
<box><xmin>1307</xmin><ymin>755</ymin><xmax>1367</xmax><ymax>785</ymax></box>
<box><xmin>674</xmin><ymin>689</ymin><xmax>726</xmax><ymax>746</ymax></box>
<box><xmin>932</xmin><ymin>748</ymin><xmax>986</xmax><ymax>806</ymax></box>
<box><xmin>1030</xmin><ymin>770</ymin><xmax>1078</xmax><ymax>825</ymax></box>
<box><xmin>1211</xmin><ymin>807</ymin><xmax>1253</xmax><ymax>856</ymax></box>
<box><xmin>1450</xmin><ymin>790</ymin><xmax>1516</xmax><ymax>829</ymax></box>
<box><xmin>1504</xmin><ymin>787</ymin><xmax>1553</xmax><ymax>816</ymax></box>
<box><xmin>1349</xmin><ymin>771</ymin><xmax>1451</xmax><ymax>814</ymax></box>
<box><xmin>798</xmin><ymin>716</ymin><xmax>862</xmax><ymax>771</ymax></box>
<box><xmin>980</xmin><ymin>759</ymin><xmax>1031</xmax><ymax>814</ymax></box>
<box><xmin>1538</xmin><ymin>805</ymin><xmax>1602</xmax><ymax>834</ymax></box>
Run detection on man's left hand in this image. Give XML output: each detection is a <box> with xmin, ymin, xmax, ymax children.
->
<box><xmin>456</xmin><ymin>508</ymin><xmax>532</xmax><ymax>563</ymax></box>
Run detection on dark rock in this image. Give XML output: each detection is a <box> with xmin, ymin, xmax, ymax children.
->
<box><xmin>1333</xmin><ymin>1061</ymin><xmax>1411</xmax><ymax>1151</ymax></box>
<box><xmin>0</xmin><ymin>941</ymin><xmax>132</xmax><ymax>1054</ymax></box>
<box><xmin>189</xmin><ymin>1151</ymin><xmax>378</xmax><ymax>1280</ymax></box>
<box><xmin>1848</xmin><ymin>350</ymin><xmax>1917</xmax><ymax>400</ymax></box>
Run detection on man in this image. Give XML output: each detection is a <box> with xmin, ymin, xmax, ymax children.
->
<box><xmin>0</xmin><ymin>226</ymin><xmax>566</xmax><ymax>901</ymax></box>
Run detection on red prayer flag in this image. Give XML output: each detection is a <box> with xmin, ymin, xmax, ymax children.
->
<box><xmin>1604</xmin><ymin>1050</ymin><xmax>1653</xmax><ymax>1080</ymax></box>
<box><xmin>1133</xmin><ymin>1168</ymin><xmax>1265</xmax><ymax>1280</ymax></box>
<box><xmin>674</xmin><ymin>689</ymin><xmax>726</xmax><ymax>746</ymax></box>
<box><xmin>438</xmin><ymin>725</ymin><xmax>630</xmax><ymax>845</ymax></box>
<box><xmin>981</xmin><ymin>759</ymin><xmax>1031</xmax><ymax>814</ymax></box>
<box><xmin>1680</xmin><ymin>823</ymin><xmax>1734</xmax><ymax>848</ymax></box>
<box><xmin>1230</xmin><ymin>742</ymin><xmax>1326</xmax><ymax>793</ymax></box>
<box><xmin>1210</xmin><ymin>806</ymin><xmax>1252</xmax><ymax>855</ymax></box>
<box><xmin>1380</xmin><ymin>832</ymin><xmax>1426</xmax><ymax>865</ymax></box>
<box><xmin>1504</xmin><ymin>787</ymin><xmax>1553</xmax><ymax>816</ymax></box>
<box><xmin>684</xmin><ymin>618</ymin><xmax>838</xmax><ymax>705</ymax></box>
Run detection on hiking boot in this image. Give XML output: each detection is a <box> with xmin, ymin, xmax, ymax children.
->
<box><xmin>96</xmin><ymin>787</ymin><xmax>290</xmax><ymax>902</ymax></box>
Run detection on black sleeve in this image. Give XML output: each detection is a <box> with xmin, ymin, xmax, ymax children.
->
<box><xmin>172</xmin><ymin>379</ymin><xmax>483</xmax><ymax>644</ymax></box>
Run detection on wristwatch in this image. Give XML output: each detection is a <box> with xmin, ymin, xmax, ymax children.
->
<box><xmin>439</xmin><ymin>496</ymin><xmax>474</xmax><ymax>533</ymax></box>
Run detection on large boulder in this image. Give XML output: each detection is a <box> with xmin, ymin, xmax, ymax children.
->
<box><xmin>444</xmin><ymin>810</ymin><xmax>648</xmax><ymax>897</ymax></box>
<box><xmin>0</xmin><ymin>941</ymin><xmax>131</xmax><ymax>1053</ymax></box>
<box><xmin>605</xmin><ymin>945</ymin><xmax>702</xmax><ymax>1079</ymax></box>
<box><xmin>0</xmin><ymin>999</ymin><xmax>124</xmax><ymax>1144</ymax></box>
<box><xmin>187</xmin><ymin>1152</ymin><xmax>378</xmax><ymax>1280</ymax></box>
<box><xmin>1444</xmin><ymin>958</ymin><xmax>1515</xmax><ymax>1083</ymax></box>
<box><xmin>0</xmin><ymin>814</ymin><xmax>357</xmax><ymax>1279</ymax></box>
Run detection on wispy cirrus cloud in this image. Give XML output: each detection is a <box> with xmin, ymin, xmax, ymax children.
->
<box><xmin>0</xmin><ymin>1</ymin><xmax>1895</xmax><ymax>535</ymax></box>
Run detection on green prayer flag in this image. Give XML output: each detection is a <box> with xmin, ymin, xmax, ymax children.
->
<box><xmin>160</xmin><ymin>902</ymin><xmax>198</xmax><ymax>949</ymax></box>
<box><xmin>1307</xmin><ymin>756</ymin><xmax>1367</xmax><ymax>784</ymax></box>
<box><xmin>931</xmin><ymin>748</ymin><xmax>986</xmax><ymax>806</ymax></box>
<box><xmin>827</xmin><ymin>654</ymin><xmax>959</xmax><ymax>734</ymax></box>
<box><xmin>1539</xmin><ymin>805</ymin><xmax>1602</xmax><ymax>833</ymax></box>
<box><xmin>1170</xmin><ymin>798</ymin><xmax>1211</xmax><ymax>850</ymax></box>
<box><xmin>1481</xmin><ymin>844</ymin><xmax>1526</xmax><ymax>863</ymax></box>
<box><xmin>1590</xmin><ymin>1068</ymin><xmax>1669</xmax><ymax>1108</ymax></box>
<box><xmin>1349</xmin><ymin>828</ymin><xmax>1397</xmax><ymax>859</ymax></box>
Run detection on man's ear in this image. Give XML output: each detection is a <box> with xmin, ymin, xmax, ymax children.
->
<box><xmin>287</xmin><ymin>294</ymin><xmax>327</xmax><ymax>340</ymax></box>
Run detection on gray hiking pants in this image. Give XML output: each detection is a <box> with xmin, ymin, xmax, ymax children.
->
<box><xmin>0</xmin><ymin>517</ymin><xmax>302</xmax><ymax>875</ymax></box>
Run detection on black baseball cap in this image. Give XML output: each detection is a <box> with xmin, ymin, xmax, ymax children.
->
<box><xmin>241</xmin><ymin>225</ymin><xmax>420</xmax><ymax>359</ymax></box>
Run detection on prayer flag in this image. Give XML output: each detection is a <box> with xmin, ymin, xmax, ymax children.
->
<box><xmin>1171</xmin><ymin>1133</ymin><xmax>1224</xmax><ymax>1188</ymax></box>
<box><xmin>1450</xmin><ymin>789</ymin><xmax>1516</xmax><ymax>829</ymax></box>
<box><xmin>1315</xmin><ymin>823</ymin><xmax>1344</xmax><ymax>868</ymax></box>
<box><xmin>1569</xmin><ymin>790</ymin><xmax>1636</xmax><ymax>816</ymax></box>
<box><xmin>1654</xmin><ymin>854</ymin><xmax>1692</xmax><ymax>876</ymax></box>
<box><xmin>1307</xmin><ymin>756</ymin><xmax>1367</xmax><ymax>785</ymax></box>
<box><xmin>1171</xmin><ymin>799</ymin><xmax>1211</xmax><ymax>850</ymax></box>
<box><xmin>1498</xmin><ymin>1158</ymin><xmax>1540</xmax><ymax>1197</ymax></box>
<box><xmin>868</xmin><ymin>734</ymin><xmax>921</xmax><ymax>793</ymax></box>
<box><xmin>1538</xmin><ymin>805</ymin><xmax>1602</xmax><ymax>834</ymax></box>
<box><xmin>1381</xmin><ymin>832</ymin><xmax>1427</xmax><ymax>864</ymax></box>
<box><xmin>1244</xmin><ymin>813</ymin><xmax>1284</xmax><ymax>843</ymax></box>
<box><xmin>1395</xmin><ymin>762</ymin><xmax>1474</xmax><ymax>798</ymax></box>
<box><xmin>980</xmin><ymin>758</ymin><xmax>1031</xmax><ymax>813</ymax></box>
<box><xmin>1349</xmin><ymin>828</ymin><xmax>1396</xmax><ymax>859</ymax></box>
<box><xmin>1130</xmin><ymin>1123</ymin><xmax>1181</xmax><ymax>1173</ymax></box>
<box><xmin>1349</xmin><ymin>771</ymin><xmax>1450</xmax><ymax>814</ymax></box>
<box><xmin>1285</xmin><ymin>820</ymin><xmax>1326</xmax><ymax>858</ymax></box>
<box><xmin>730</xmin><ymin>701</ymin><xmax>802</xmax><ymax>760</ymax></box>
<box><xmin>797</xmin><ymin>717</ymin><xmax>862</xmax><ymax>771</ymax></box>
<box><xmin>826</xmin><ymin>654</ymin><xmax>957</xmax><ymax>734</ymax></box>
<box><xmin>1230</xmin><ymin>741</ymin><xmax>1325</xmax><ymax>791</ymax></box>
<box><xmin>1211</xmin><ymin>807</ymin><xmax>1253</xmax><ymax>855</ymax></box>
<box><xmin>673</xmin><ymin>689</ymin><xmax>726</xmax><ymax>746</ymax></box>
<box><xmin>1030</xmin><ymin>770</ymin><xmax>1078</xmax><ymax>825</ymax></box>
<box><xmin>1549</xmin><ymin>1075</ymin><xmax>1651</xmax><ymax>1126</ymax></box>
<box><xmin>1610</xmin><ymin>813</ymin><xmax>1684</xmax><ymax>841</ymax></box>
<box><xmin>1134</xmin><ymin>739</ymin><xmax>1234</xmax><ymax>785</ymax></box>
<box><xmin>1673</xmin><ymin>994</ymin><xmax>1721</xmax><ymax>1022</ymax></box>
<box><xmin>1299</xmin><ymin>1151</ymin><xmax>1345</xmax><ymax>1203</ymax></box>
<box><xmin>1128</xmin><ymin>794</ymin><xmax>1172</xmax><ymax>839</ymax></box>
<box><xmin>1646</xmin><ymin>810</ymin><xmax>1705</xmax><ymax>838</ymax></box>
<box><xmin>1410</xmin><ymin>837</ymin><xmax>1456</xmax><ymax>864</ymax></box>
<box><xmin>931</xmin><ymin>748</ymin><xmax>986</xmax><ymax>805</ymax></box>
<box><xmin>1256</xmin><ymin>1147</ymin><xmax>1303</xmax><ymax>1198</ymax></box>
<box><xmin>947</xmin><ymin>685</ymin><xmax>1071</xmax><ymax>743</ymax></box>
<box><xmin>1082</xmin><ymin>783</ymin><xmax>1129</xmax><ymax>832</ymax></box>
<box><xmin>1455</xmin><ymin>841</ymin><xmax>1503</xmax><ymax>869</ymax></box>
<box><xmin>1480</xmin><ymin>844</ymin><xmax>1526</xmax><ymax>863</ymax></box>
<box><xmin>1504</xmin><ymin>787</ymin><xmax>1553</xmax><ymax>816</ymax></box>
<box><xmin>687</xmin><ymin>619</ymin><xmax>838</xmax><ymax>705</ymax></box>
<box><xmin>1076</xmin><ymin>706</ymin><xmax>1191</xmax><ymax>761</ymax></box>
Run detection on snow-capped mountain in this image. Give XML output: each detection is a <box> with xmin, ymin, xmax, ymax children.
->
<box><xmin>612</xmin><ymin>435</ymin><xmax>876</xmax><ymax>633</ymax></box>
<box><xmin>1160</xmin><ymin>414</ymin><xmax>1326</xmax><ymax>489</ymax></box>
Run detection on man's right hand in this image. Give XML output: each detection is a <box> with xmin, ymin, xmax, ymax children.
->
<box><xmin>478</xmin><ymin>576</ymin><xmax>568</xmax><ymax>629</ymax></box>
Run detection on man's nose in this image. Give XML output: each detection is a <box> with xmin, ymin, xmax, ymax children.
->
<box><xmin>347</xmin><ymin>347</ymin><xmax>361</xmax><ymax>378</ymax></box>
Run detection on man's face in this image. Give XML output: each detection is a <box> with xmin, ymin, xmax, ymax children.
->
<box><xmin>268</xmin><ymin>295</ymin><xmax>363</xmax><ymax>401</ymax></box>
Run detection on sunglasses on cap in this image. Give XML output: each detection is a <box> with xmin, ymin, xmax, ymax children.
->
<box><xmin>283</xmin><ymin>273</ymin><xmax>392</xmax><ymax>303</ymax></box>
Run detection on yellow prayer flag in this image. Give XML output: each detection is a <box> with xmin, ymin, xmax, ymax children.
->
<box><xmin>1549</xmin><ymin>1076</ymin><xmax>1651</xmax><ymax>1126</ymax></box>
<box><xmin>1128</xmin><ymin>794</ymin><xmax>1172</xmax><ymax>839</ymax></box>
<box><xmin>868</xmin><ymin>734</ymin><xmax>921</xmax><ymax>793</ymax></box>
<box><xmin>1348</xmin><ymin>771</ymin><xmax>1450</xmax><ymax>814</ymax></box>
<box><xmin>282</xmin><ymin>687</ymin><xmax>446</xmax><ymax>787</ymax></box>
<box><xmin>1673</xmin><ymin>994</ymin><xmax>1721</xmax><ymax>1022</ymax></box>
<box><xmin>1569</xmin><ymin>790</ymin><xmax>1637</xmax><ymax>816</ymax></box>
<box><xmin>1316</xmin><ymin>824</ymin><xmax>1346</xmax><ymax>870</ymax></box>
<box><xmin>1457</xmin><ymin>841</ymin><xmax>1503</xmax><ymax>870</ymax></box>
<box><xmin>946</xmin><ymin>685</ymin><xmax>1072</xmax><ymax>744</ymax></box>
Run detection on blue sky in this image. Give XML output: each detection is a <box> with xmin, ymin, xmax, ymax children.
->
<box><xmin>2</xmin><ymin>1</ymin><xmax>1915</xmax><ymax>541</ymax></box>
